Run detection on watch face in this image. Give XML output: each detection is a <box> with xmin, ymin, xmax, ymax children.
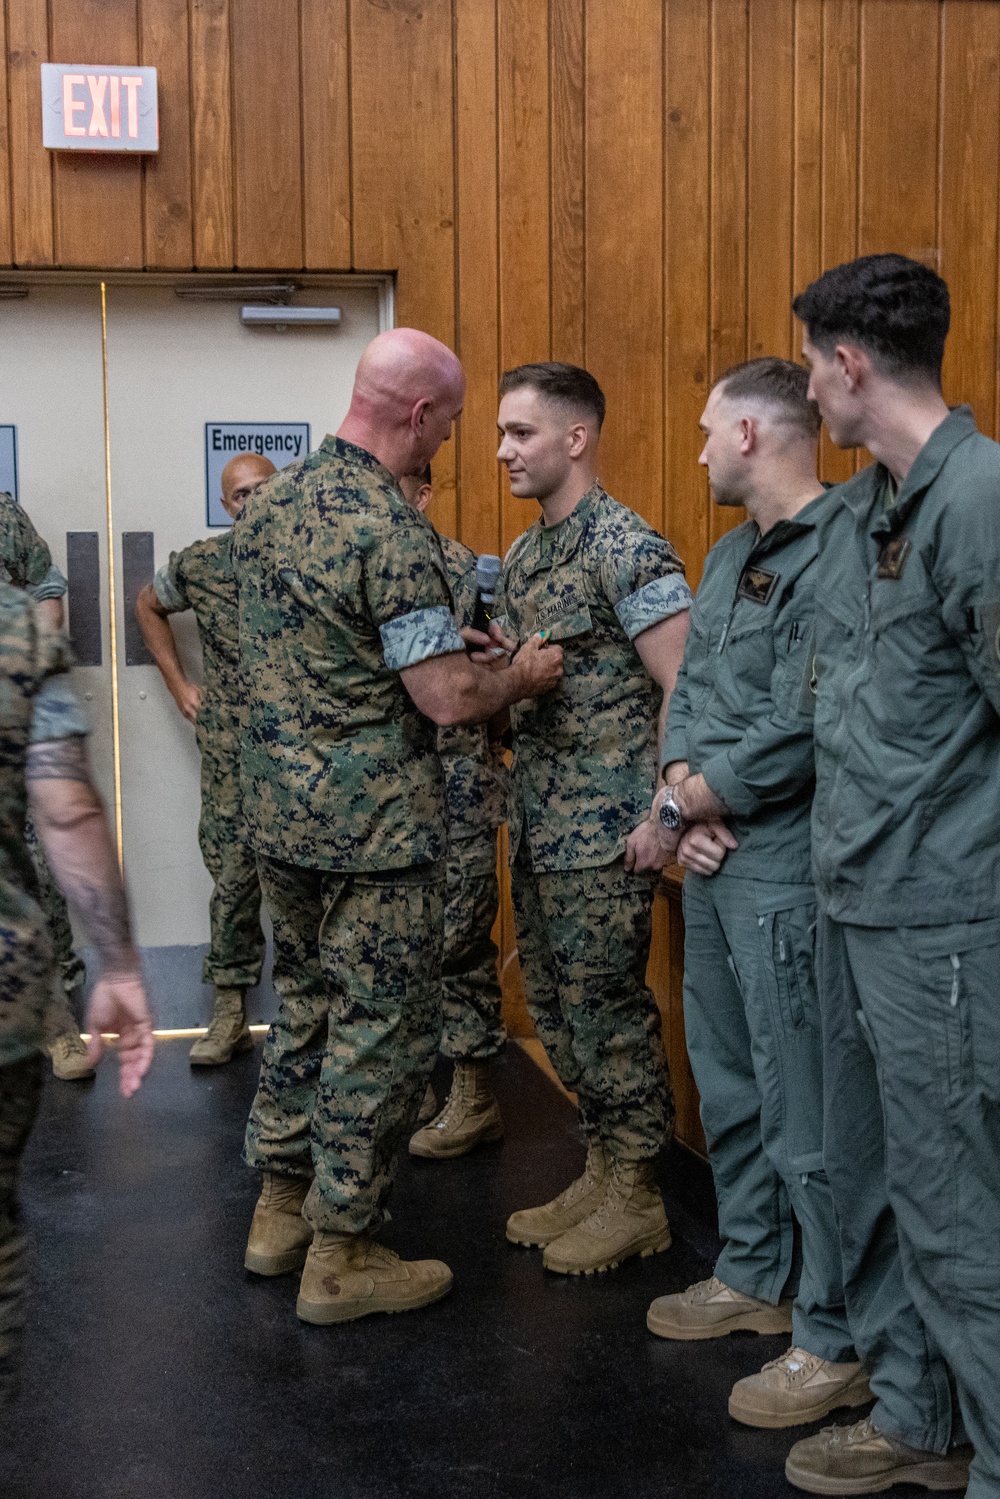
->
<box><xmin>658</xmin><ymin>796</ymin><xmax>682</xmax><ymax>831</ymax></box>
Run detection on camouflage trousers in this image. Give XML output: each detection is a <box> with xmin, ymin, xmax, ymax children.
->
<box><xmin>24</xmin><ymin>816</ymin><xmax>85</xmax><ymax>1029</ymax></box>
<box><xmin>245</xmin><ymin>856</ymin><xmax>445</xmax><ymax>1236</ymax></box>
<box><xmin>198</xmin><ymin>762</ymin><xmax>266</xmax><ymax>991</ymax></box>
<box><xmin>441</xmin><ymin>831</ymin><xmax>505</xmax><ymax>1062</ymax></box>
<box><xmin>0</xmin><ymin>1054</ymin><xmax>43</xmax><ymax>1409</ymax></box>
<box><xmin>511</xmin><ymin>849</ymin><xmax>673</xmax><ymax>1162</ymax></box>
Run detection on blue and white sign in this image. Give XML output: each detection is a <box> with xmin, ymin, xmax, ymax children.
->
<box><xmin>0</xmin><ymin>426</ymin><xmax>18</xmax><ymax>501</ymax></box>
<box><xmin>205</xmin><ymin>423</ymin><xmax>310</xmax><ymax>526</ymax></box>
<box><xmin>41</xmin><ymin>65</ymin><xmax>159</xmax><ymax>153</ymax></box>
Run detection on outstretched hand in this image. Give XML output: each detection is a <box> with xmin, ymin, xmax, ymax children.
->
<box><xmin>86</xmin><ymin>973</ymin><xmax>155</xmax><ymax>1098</ymax></box>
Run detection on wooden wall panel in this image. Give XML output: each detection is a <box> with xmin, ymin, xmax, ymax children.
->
<box><xmin>300</xmin><ymin>0</ymin><xmax>351</xmax><ymax>270</ymax></box>
<box><xmin>792</xmin><ymin>0</ymin><xmax>823</xmax><ymax>344</ymax></box>
<box><xmin>5</xmin><ymin>0</ymin><xmax>54</xmax><ymax>265</ymax></box>
<box><xmin>585</xmin><ymin>0</ymin><xmax>664</xmax><ymax>531</ymax></box>
<box><xmin>190</xmin><ymin>0</ymin><xmax>233</xmax><ymax>267</ymax></box>
<box><xmin>231</xmin><ymin>0</ymin><xmax>303</xmax><ymax>269</ymax></box>
<box><xmin>140</xmin><ymin>0</ymin><xmax>193</xmax><ymax>268</ymax></box>
<box><xmin>748</xmin><ymin>0</ymin><xmax>795</xmax><ymax>363</ymax></box>
<box><xmin>49</xmin><ymin>0</ymin><xmax>144</xmax><ymax>268</ymax></box>
<box><xmin>550</xmin><ymin>0</ymin><xmax>585</xmax><ymax>366</ymax></box>
<box><xmin>818</xmin><ymin>0</ymin><xmax>860</xmax><ymax>483</ymax></box>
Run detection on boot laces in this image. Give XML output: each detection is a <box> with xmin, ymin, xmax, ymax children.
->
<box><xmin>761</xmin><ymin>1347</ymin><xmax>822</xmax><ymax>1383</ymax></box>
<box><xmin>53</xmin><ymin>1029</ymin><xmax>88</xmax><ymax>1061</ymax></box>
<box><xmin>554</xmin><ymin>1150</ymin><xmax>604</xmax><ymax>1210</ymax></box>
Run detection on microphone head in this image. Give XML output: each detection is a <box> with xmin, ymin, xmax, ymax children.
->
<box><xmin>475</xmin><ymin>554</ymin><xmax>501</xmax><ymax>594</ymax></box>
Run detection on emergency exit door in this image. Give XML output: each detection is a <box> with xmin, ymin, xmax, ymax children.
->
<box><xmin>0</xmin><ymin>275</ymin><xmax>386</xmax><ymax>1024</ymax></box>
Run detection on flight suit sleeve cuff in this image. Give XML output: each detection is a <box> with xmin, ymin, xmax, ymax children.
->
<box><xmin>380</xmin><ymin>604</ymin><xmax>466</xmax><ymax>670</ymax></box>
<box><xmin>153</xmin><ymin>563</ymin><xmax>185</xmax><ymax>614</ymax></box>
<box><xmin>30</xmin><ymin>675</ymin><xmax>90</xmax><ymax>743</ymax></box>
<box><xmin>698</xmin><ymin>751</ymin><xmax>764</xmax><ymax>818</ymax></box>
<box><xmin>27</xmin><ymin>564</ymin><xmax>68</xmax><ymax>603</ymax></box>
<box><xmin>614</xmin><ymin>574</ymin><xmax>694</xmax><ymax>641</ymax></box>
<box><xmin>660</xmin><ymin>729</ymin><xmax>688</xmax><ymax>774</ymax></box>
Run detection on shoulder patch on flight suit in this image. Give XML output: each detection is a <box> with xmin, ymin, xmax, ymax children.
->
<box><xmin>876</xmin><ymin>535</ymin><xmax>912</xmax><ymax>580</ymax></box>
<box><xmin>737</xmin><ymin>566</ymin><xmax>779</xmax><ymax>605</ymax></box>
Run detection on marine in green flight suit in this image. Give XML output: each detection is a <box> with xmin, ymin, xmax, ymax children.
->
<box><xmin>782</xmin><ymin>255</ymin><xmax>982</xmax><ymax>1497</ymax></box>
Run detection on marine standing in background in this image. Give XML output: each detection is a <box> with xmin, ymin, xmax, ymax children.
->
<box><xmin>135</xmin><ymin>453</ymin><xmax>275</xmax><ymax>1065</ymax></box>
<box><xmin>398</xmin><ymin>467</ymin><xmax>508</xmax><ymax>1161</ymax></box>
<box><xmin>0</xmin><ymin>490</ymin><xmax>92</xmax><ymax>1081</ymax></box>
<box><xmin>236</xmin><ymin>329</ymin><xmax>562</xmax><ymax>1327</ymax></box>
<box><xmin>495</xmin><ymin>362</ymin><xmax>692</xmax><ymax>1277</ymax></box>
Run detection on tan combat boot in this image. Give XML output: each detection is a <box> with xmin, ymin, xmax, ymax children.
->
<box><xmin>785</xmin><ymin>1416</ymin><xmax>972</xmax><ymax>1495</ymax></box>
<box><xmin>189</xmin><ymin>987</ymin><xmax>253</xmax><ymax>1066</ymax></box>
<box><xmin>647</xmin><ymin>1274</ymin><xmax>794</xmax><ymax>1341</ymax></box>
<box><xmin>506</xmin><ymin>1140</ymin><xmax>608</xmax><ymax>1247</ymax></box>
<box><xmin>542</xmin><ymin>1158</ymin><xmax>671</xmax><ymax>1275</ymax></box>
<box><xmin>296</xmin><ymin>1232</ymin><xmax>453</xmax><ymax>1325</ymax></box>
<box><xmin>409</xmin><ymin>1061</ymin><xmax>503</xmax><ymax>1159</ymax></box>
<box><xmin>729</xmin><ymin>1347</ymin><xmax>872</xmax><ymax>1428</ymax></box>
<box><xmin>416</xmin><ymin>1082</ymin><xmax>438</xmax><ymax>1126</ymax></box>
<box><xmin>244</xmin><ymin>1173</ymin><xmax>313</xmax><ymax>1275</ymax></box>
<box><xmin>49</xmin><ymin>1022</ymin><xmax>96</xmax><ymax>1081</ymax></box>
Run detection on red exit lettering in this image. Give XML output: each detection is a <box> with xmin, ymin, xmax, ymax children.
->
<box><xmin>61</xmin><ymin>72</ymin><xmax>144</xmax><ymax>139</ymax></box>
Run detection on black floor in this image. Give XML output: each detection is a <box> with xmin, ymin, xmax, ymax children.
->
<box><xmin>6</xmin><ymin>1041</ymin><xmax>825</xmax><ymax>1499</ymax></box>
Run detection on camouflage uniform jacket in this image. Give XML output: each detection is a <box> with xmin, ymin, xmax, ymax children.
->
<box><xmin>152</xmin><ymin>532</ymin><xmax>241</xmax><ymax>772</ymax></box>
<box><xmin>232</xmin><ymin>436</ymin><xmax>465</xmax><ymax>872</ymax></box>
<box><xmin>496</xmin><ymin>482</ymin><xmax>692</xmax><ymax>871</ymax></box>
<box><xmin>0</xmin><ymin>492</ymin><xmax>68</xmax><ymax>602</ymax></box>
<box><xmin>436</xmin><ymin>533</ymin><xmax>506</xmax><ymax>840</ymax></box>
<box><xmin>0</xmin><ymin>587</ymin><xmax>89</xmax><ymax>1067</ymax></box>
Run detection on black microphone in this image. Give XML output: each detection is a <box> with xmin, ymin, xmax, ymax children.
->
<box><xmin>471</xmin><ymin>553</ymin><xmax>501</xmax><ymax>639</ymax></box>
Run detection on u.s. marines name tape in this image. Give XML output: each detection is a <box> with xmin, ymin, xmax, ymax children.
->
<box><xmin>205</xmin><ymin>422</ymin><xmax>310</xmax><ymax>526</ymax></box>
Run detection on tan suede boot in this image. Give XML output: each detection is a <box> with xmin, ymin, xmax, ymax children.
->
<box><xmin>542</xmin><ymin>1158</ymin><xmax>671</xmax><ymax>1275</ymax></box>
<box><xmin>189</xmin><ymin>987</ymin><xmax>253</xmax><ymax>1066</ymax></box>
<box><xmin>409</xmin><ymin>1061</ymin><xmax>503</xmax><ymax>1159</ymax></box>
<box><xmin>506</xmin><ymin>1140</ymin><xmax>608</xmax><ymax>1247</ymax></box>
<box><xmin>785</xmin><ymin>1416</ymin><xmax>972</xmax><ymax>1495</ymax></box>
<box><xmin>729</xmin><ymin>1347</ymin><xmax>872</xmax><ymax>1429</ymax></box>
<box><xmin>49</xmin><ymin>1022</ymin><xmax>96</xmax><ymax>1081</ymax></box>
<box><xmin>296</xmin><ymin>1232</ymin><xmax>453</xmax><ymax>1325</ymax></box>
<box><xmin>244</xmin><ymin>1174</ymin><xmax>313</xmax><ymax>1275</ymax></box>
<box><xmin>647</xmin><ymin>1275</ymin><xmax>794</xmax><ymax>1341</ymax></box>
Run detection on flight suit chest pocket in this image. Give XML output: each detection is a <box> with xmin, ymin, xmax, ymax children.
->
<box><xmin>722</xmin><ymin>609</ymin><xmax>776</xmax><ymax>694</ymax></box>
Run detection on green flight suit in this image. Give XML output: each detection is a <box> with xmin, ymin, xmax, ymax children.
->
<box><xmin>0</xmin><ymin>590</ymin><xmax>89</xmax><ymax>1404</ymax></box>
<box><xmin>813</xmin><ymin>405</ymin><xmax>1000</xmax><ymax>1484</ymax></box>
<box><xmin>235</xmin><ymin>436</ymin><xmax>465</xmax><ymax>1236</ymax></box>
<box><xmin>436</xmin><ymin>534</ymin><xmax>506</xmax><ymax>1062</ymax></box>
<box><xmin>152</xmin><ymin>532</ymin><xmax>265</xmax><ymax>991</ymax></box>
<box><xmin>497</xmin><ymin>482</ymin><xmax>692</xmax><ymax>1161</ymax></box>
<box><xmin>664</xmin><ymin>491</ymin><xmax>853</xmax><ymax>1362</ymax></box>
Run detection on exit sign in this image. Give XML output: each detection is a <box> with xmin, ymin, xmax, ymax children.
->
<box><xmin>41</xmin><ymin>65</ymin><xmax>158</xmax><ymax>153</ymax></box>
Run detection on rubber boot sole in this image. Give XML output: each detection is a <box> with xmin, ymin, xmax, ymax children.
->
<box><xmin>244</xmin><ymin>1241</ymin><xmax>311</xmax><ymax>1277</ymax></box>
<box><xmin>543</xmin><ymin>1223</ymin><xmax>672</xmax><ymax>1276</ymax></box>
<box><xmin>296</xmin><ymin>1273</ymin><xmax>454</xmax><ymax>1325</ymax></box>
<box><xmin>647</xmin><ymin>1300</ymin><xmax>794</xmax><ymax>1341</ymax></box>
<box><xmin>409</xmin><ymin>1118</ymin><xmax>504</xmax><ymax>1160</ymax></box>
<box><xmin>190</xmin><ymin>1030</ymin><xmax>254</xmax><ymax>1068</ymax></box>
<box><xmin>729</xmin><ymin>1371</ymin><xmax>872</xmax><ymax>1429</ymax></box>
<box><xmin>784</xmin><ymin>1451</ymin><xmax>971</xmax><ymax>1495</ymax></box>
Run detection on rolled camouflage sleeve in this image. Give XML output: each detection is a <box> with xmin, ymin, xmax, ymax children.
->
<box><xmin>30</xmin><ymin>674</ymin><xmax>89</xmax><ymax>742</ymax></box>
<box><xmin>380</xmin><ymin>604</ymin><xmax>465</xmax><ymax>670</ymax></box>
<box><xmin>27</xmin><ymin>563</ymin><xmax>68</xmax><ymax>603</ymax></box>
<box><xmin>366</xmin><ymin>518</ymin><xmax>465</xmax><ymax>671</ymax></box>
<box><xmin>602</xmin><ymin>530</ymin><xmax>693</xmax><ymax>641</ymax></box>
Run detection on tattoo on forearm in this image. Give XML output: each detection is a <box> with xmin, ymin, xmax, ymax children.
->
<box><xmin>60</xmin><ymin>870</ymin><xmax>134</xmax><ymax>970</ymax></box>
<box><xmin>26</xmin><ymin>735</ymin><xmax>91</xmax><ymax>783</ymax></box>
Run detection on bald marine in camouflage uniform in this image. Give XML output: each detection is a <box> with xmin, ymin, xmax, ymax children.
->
<box><xmin>235</xmin><ymin>328</ymin><xmax>563</xmax><ymax>1327</ymax></box>
<box><xmin>0</xmin><ymin>492</ymin><xmax>91</xmax><ymax>1082</ymax></box>
<box><xmin>135</xmin><ymin>453</ymin><xmax>275</xmax><ymax>1064</ymax></box>
<box><xmin>399</xmin><ymin>470</ymin><xmax>508</xmax><ymax>1160</ymax></box>
<box><xmin>495</xmin><ymin>363</ymin><xmax>692</xmax><ymax>1277</ymax></box>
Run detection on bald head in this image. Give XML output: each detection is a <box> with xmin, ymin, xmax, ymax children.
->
<box><xmin>221</xmin><ymin>454</ymin><xmax>276</xmax><ymax>519</ymax></box>
<box><xmin>337</xmin><ymin>328</ymin><xmax>465</xmax><ymax>480</ymax></box>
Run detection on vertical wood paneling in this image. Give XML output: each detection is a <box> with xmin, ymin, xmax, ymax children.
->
<box><xmin>550</xmin><ymin>0</ymin><xmax>585</xmax><ymax>365</ymax></box>
<box><xmin>300</xmin><ymin>0</ymin><xmax>351</xmax><ymax>270</ymax></box>
<box><xmin>664</xmin><ymin>0</ymin><xmax>711</xmax><ymax>585</ymax></box>
<box><xmin>5</xmin><ymin>0</ymin><xmax>54</xmax><ymax>265</ymax></box>
<box><xmin>0</xmin><ymin>3</ymin><xmax>12</xmax><ymax>263</ymax></box>
<box><xmin>585</xmin><ymin>0</ymin><xmax>663</xmax><ymax>530</ymax></box>
<box><xmin>747</xmin><ymin>0</ymin><xmax>795</xmax><ymax>362</ymax></box>
<box><xmin>231</xmin><ymin>0</ymin><xmax>302</xmax><ymax>268</ymax></box>
<box><xmin>190</xmin><ymin>0</ymin><xmax>233</xmax><ymax>267</ymax></box>
<box><xmin>792</xmin><ymin>0</ymin><xmax>823</xmax><ymax>336</ymax></box>
<box><xmin>939</xmin><ymin>0</ymin><xmax>1000</xmax><ymax>429</ymax></box>
<box><xmin>50</xmin><ymin>0</ymin><xmax>144</xmax><ymax>268</ymax></box>
<box><xmin>454</xmin><ymin>0</ymin><xmax>500</xmax><ymax>555</ymax></box>
<box><xmin>818</xmin><ymin>0</ymin><xmax>860</xmax><ymax>482</ymax></box>
<box><xmin>498</xmin><ymin>0</ymin><xmax>550</xmax><ymax>553</ymax></box>
<box><xmin>140</xmin><ymin>0</ymin><xmax>194</xmax><ymax>268</ymax></box>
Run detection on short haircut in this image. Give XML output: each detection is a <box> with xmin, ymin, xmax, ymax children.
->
<box><xmin>499</xmin><ymin>361</ymin><xmax>606</xmax><ymax>429</ymax></box>
<box><xmin>714</xmin><ymin>357</ymin><xmax>821</xmax><ymax>439</ymax></box>
<box><xmin>792</xmin><ymin>253</ymin><xmax>950</xmax><ymax>382</ymax></box>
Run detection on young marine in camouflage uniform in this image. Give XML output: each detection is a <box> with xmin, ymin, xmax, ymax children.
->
<box><xmin>0</xmin><ymin>491</ymin><xmax>91</xmax><ymax>1080</ymax></box>
<box><xmin>495</xmin><ymin>363</ymin><xmax>692</xmax><ymax>1277</ymax></box>
<box><xmin>236</xmin><ymin>329</ymin><xmax>563</xmax><ymax>1326</ymax></box>
<box><xmin>0</xmin><ymin>585</ymin><xmax>153</xmax><ymax>1410</ymax></box>
<box><xmin>398</xmin><ymin>469</ymin><xmax>508</xmax><ymax>1160</ymax></box>
<box><xmin>136</xmin><ymin>453</ymin><xmax>275</xmax><ymax>1065</ymax></box>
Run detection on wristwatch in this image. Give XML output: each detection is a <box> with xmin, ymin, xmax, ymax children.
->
<box><xmin>658</xmin><ymin>786</ymin><xmax>685</xmax><ymax>832</ymax></box>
